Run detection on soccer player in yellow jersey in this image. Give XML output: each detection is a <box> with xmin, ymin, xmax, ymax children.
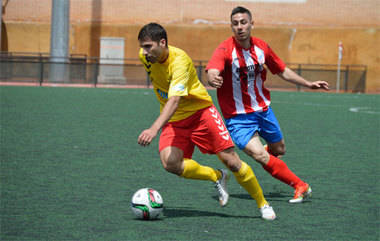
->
<box><xmin>137</xmin><ymin>23</ymin><xmax>276</xmax><ymax>220</ymax></box>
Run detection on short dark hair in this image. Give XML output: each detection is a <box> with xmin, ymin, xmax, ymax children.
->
<box><xmin>230</xmin><ymin>6</ymin><xmax>252</xmax><ymax>21</ymax></box>
<box><xmin>138</xmin><ymin>23</ymin><xmax>168</xmax><ymax>45</ymax></box>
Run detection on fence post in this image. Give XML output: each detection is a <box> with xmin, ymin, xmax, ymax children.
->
<box><xmin>197</xmin><ymin>61</ymin><xmax>203</xmax><ymax>83</ymax></box>
<box><xmin>146</xmin><ymin>72</ymin><xmax>150</xmax><ymax>88</ymax></box>
<box><xmin>344</xmin><ymin>65</ymin><xmax>349</xmax><ymax>92</ymax></box>
<box><xmin>94</xmin><ymin>61</ymin><xmax>99</xmax><ymax>87</ymax></box>
<box><xmin>336</xmin><ymin>41</ymin><xmax>343</xmax><ymax>93</ymax></box>
<box><xmin>296</xmin><ymin>64</ymin><xmax>301</xmax><ymax>91</ymax></box>
<box><xmin>362</xmin><ymin>67</ymin><xmax>367</xmax><ymax>93</ymax></box>
<box><xmin>39</xmin><ymin>53</ymin><xmax>43</xmax><ymax>86</ymax></box>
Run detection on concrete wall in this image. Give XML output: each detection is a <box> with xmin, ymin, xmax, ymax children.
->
<box><xmin>3</xmin><ymin>22</ymin><xmax>379</xmax><ymax>92</ymax></box>
<box><xmin>3</xmin><ymin>0</ymin><xmax>379</xmax><ymax>27</ymax></box>
<box><xmin>1</xmin><ymin>0</ymin><xmax>379</xmax><ymax>92</ymax></box>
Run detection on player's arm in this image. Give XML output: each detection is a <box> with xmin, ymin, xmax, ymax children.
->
<box><xmin>206</xmin><ymin>43</ymin><xmax>226</xmax><ymax>88</ymax></box>
<box><xmin>206</xmin><ymin>69</ymin><xmax>224</xmax><ymax>88</ymax></box>
<box><xmin>277</xmin><ymin>67</ymin><xmax>329</xmax><ymax>90</ymax></box>
<box><xmin>138</xmin><ymin>96</ymin><xmax>181</xmax><ymax>146</ymax></box>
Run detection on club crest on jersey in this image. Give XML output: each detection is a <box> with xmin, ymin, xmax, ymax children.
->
<box><xmin>173</xmin><ymin>83</ymin><xmax>185</xmax><ymax>92</ymax></box>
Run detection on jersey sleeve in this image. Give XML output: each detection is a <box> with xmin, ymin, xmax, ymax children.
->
<box><xmin>168</xmin><ymin>55</ymin><xmax>190</xmax><ymax>98</ymax></box>
<box><xmin>265</xmin><ymin>45</ymin><xmax>286</xmax><ymax>75</ymax></box>
<box><xmin>206</xmin><ymin>43</ymin><xmax>227</xmax><ymax>72</ymax></box>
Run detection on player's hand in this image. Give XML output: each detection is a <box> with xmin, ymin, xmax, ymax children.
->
<box><xmin>208</xmin><ymin>75</ymin><xmax>224</xmax><ymax>88</ymax></box>
<box><xmin>310</xmin><ymin>80</ymin><xmax>329</xmax><ymax>90</ymax></box>
<box><xmin>138</xmin><ymin>129</ymin><xmax>157</xmax><ymax>147</ymax></box>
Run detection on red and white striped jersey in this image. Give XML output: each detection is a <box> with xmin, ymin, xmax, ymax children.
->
<box><xmin>206</xmin><ymin>37</ymin><xmax>286</xmax><ymax>119</ymax></box>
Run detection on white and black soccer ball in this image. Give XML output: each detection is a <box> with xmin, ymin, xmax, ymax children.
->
<box><xmin>131</xmin><ymin>188</ymin><xmax>164</xmax><ymax>220</ymax></box>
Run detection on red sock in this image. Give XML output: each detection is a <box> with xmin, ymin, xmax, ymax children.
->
<box><xmin>262</xmin><ymin>155</ymin><xmax>304</xmax><ymax>188</ymax></box>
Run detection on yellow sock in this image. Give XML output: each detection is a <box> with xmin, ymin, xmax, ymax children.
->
<box><xmin>180</xmin><ymin>158</ymin><xmax>221</xmax><ymax>182</ymax></box>
<box><xmin>233</xmin><ymin>161</ymin><xmax>268</xmax><ymax>208</ymax></box>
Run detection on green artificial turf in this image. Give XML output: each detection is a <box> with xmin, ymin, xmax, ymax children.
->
<box><xmin>1</xmin><ymin>86</ymin><xmax>379</xmax><ymax>240</ymax></box>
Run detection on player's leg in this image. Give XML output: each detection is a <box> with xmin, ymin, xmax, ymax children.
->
<box><xmin>258</xmin><ymin>108</ymin><xmax>312</xmax><ymax>203</ymax></box>
<box><xmin>244</xmin><ymin>134</ymin><xmax>304</xmax><ymax>189</ymax></box>
<box><xmin>159</xmin><ymin>114</ymin><xmax>225</xmax><ymax>191</ymax></box>
<box><xmin>257</xmin><ymin>140</ymin><xmax>312</xmax><ymax>203</ymax></box>
<box><xmin>186</xmin><ymin>105</ymin><xmax>236</xmax><ymax>206</ymax></box>
<box><xmin>217</xmin><ymin>147</ymin><xmax>276</xmax><ymax>220</ymax></box>
<box><xmin>226</xmin><ymin>108</ymin><xmax>311</xmax><ymax>203</ymax></box>
<box><xmin>176</xmin><ymin>156</ymin><xmax>228</xmax><ymax>207</ymax></box>
<box><xmin>159</xmin><ymin>145</ymin><xmax>221</xmax><ymax>181</ymax></box>
<box><xmin>217</xmin><ymin>147</ymin><xmax>266</xmax><ymax>207</ymax></box>
<box><xmin>159</xmin><ymin>144</ymin><xmax>228</xmax><ymax>207</ymax></box>
<box><xmin>159</xmin><ymin>121</ymin><xmax>222</xmax><ymax>182</ymax></box>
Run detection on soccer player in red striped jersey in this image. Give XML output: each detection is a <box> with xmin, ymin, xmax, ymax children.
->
<box><xmin>206</xmin><ymin>6</ymin><xmax>329</xmax><ymax>203</ymax></box>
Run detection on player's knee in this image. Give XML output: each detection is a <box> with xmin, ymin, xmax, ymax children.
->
<box><xmin>160</xmin><ymin>147</ymin><xmax>183</xmax><ymax>175</ymax></box>
<box><xmin>160</xmin><ymin>157</ymin><xmax>182</xmax><ymax>175</ymax></box>
<box><xmin>255</xmin><ymin>151</ymin><xmax>269</xmax><ymax>164</ymax></box>
<box><xmin>270</xmin><ymin>145</ymin><xmax>286</xmax><ymax>157</ymax></box>
<box><xmin>246</xmin><ymin>148</ymin><xmax>269</xmax><ymax>165</ymax></box>
<box><xmin>217</xmin><ymin>148</ymin><xmax>241</xmax><ymax>172</ymax></box>
<box><xmin>224</xmin><ymin>160</ymin><xmax>240</xmax><ymax>172</ymax></box>
<box><xmin>266</xmin><ymin>140</ymin><xmax>286</xmax><ymax>157</ymax></box>
<box><xmin>161</xmin><ymin>161</ymin><xmax>182</xmax><ymax>175</ymax></box>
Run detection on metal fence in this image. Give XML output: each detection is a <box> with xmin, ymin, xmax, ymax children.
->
<box><xmin>0</xmin><ymin>52</ymin><xmax>148</xmax><ymax>87</ymax></box>
<box><xmin>0</xmin><ymin>52</ymin><xmax>367</xmax><ymax>92</ymax></box>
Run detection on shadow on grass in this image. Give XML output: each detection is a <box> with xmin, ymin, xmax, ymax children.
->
<box><xmin>229</xmin><ymin>192</ymin><xmax>313</xmax><ymax>204</ymax></box>
<box><xmin>163</xmin><ymin>207</ymin><xmax>258</xmax><ymax>219</ymax></box>
<box><xmin>215</xmin><ymin>191</ymin><xmax>291</xmax><ymax>202</ymax></box>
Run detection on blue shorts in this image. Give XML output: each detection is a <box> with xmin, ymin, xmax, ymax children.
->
<box><xmin>225</xmin><ymin>107</ymin><xmax>283</xmax><ymax>150</ymax></box>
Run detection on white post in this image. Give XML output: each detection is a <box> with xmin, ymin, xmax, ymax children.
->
<box><xmin>336</xmin><ymin>41</ymin><xmax>343</xmax><ymax>93</ymax></box>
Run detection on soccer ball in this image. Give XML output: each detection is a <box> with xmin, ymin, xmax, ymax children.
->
<box><xmin>131</xmin><ymin>188</ymin><xmax>164</xmax><ymax>220</ymax></box>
